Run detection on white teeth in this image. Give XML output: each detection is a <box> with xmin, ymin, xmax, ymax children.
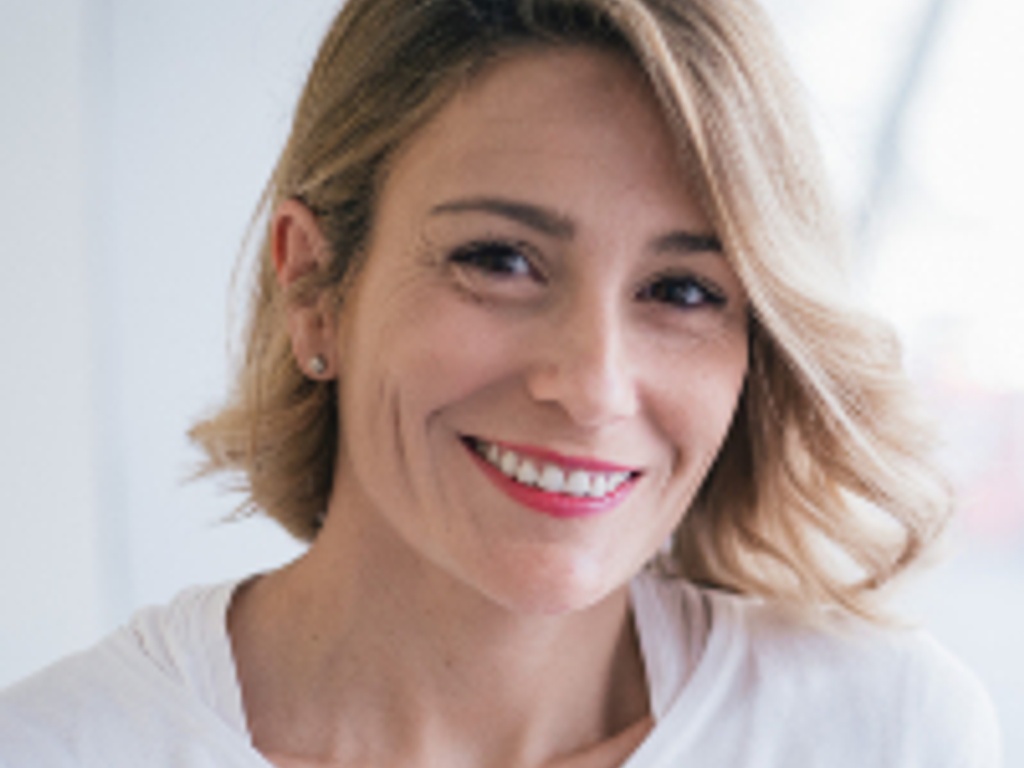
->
<box><xmin>474</xmin><ymin>439</ymin><xmax>634</xmax><ymax>499</ymax></box>
<box><xmin>515</xmin><ymin>460</ymin><xmax>540</xmax><ymax>486</ymax></box>
<box><xmin>500</xmin><ymin>450</ymin><xmax>518</xmax><ymax>476</ymax></box>
<box><xmin>538</xmin><ymin>465</ymin><xmax>566</xmax><ymax>493</ymax></box>
<box><xmin>566</xmin><ymin>471</ymin><xmax>590</xmax><ymax>497</ymax></box>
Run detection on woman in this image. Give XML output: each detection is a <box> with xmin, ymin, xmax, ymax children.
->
<box><xmin>0</xmin><ymin>0</ymin><xmax>1001</xmax><ymax>765</ymax></box>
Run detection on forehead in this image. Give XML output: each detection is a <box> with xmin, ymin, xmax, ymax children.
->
<box><xmin>376</xmin><ymin>46</ymin><xmax>707</xmax><ymax>230</ymax></box>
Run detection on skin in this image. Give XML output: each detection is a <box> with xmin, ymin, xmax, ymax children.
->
<box><xmin>230</xmin><ymin>46</ymin><xmax>749</xmax><ymax>768</ymax></box>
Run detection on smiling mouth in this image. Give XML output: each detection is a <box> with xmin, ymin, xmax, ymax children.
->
<box><xmin>462</xmin><ymin>436</ymin><xmax>642</xmax><ymax>500</ymax></box>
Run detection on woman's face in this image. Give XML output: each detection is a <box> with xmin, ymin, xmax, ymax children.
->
<box><xmin>329</xmin><ymin>47</ymin><xmax>749</xmax><ymax>614</ymax></box>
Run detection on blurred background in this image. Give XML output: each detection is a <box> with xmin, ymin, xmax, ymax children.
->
<box><xmin>1</xmin><ymin>0</ymin><xmax>1020</xmax><ymax>760</ymax></box>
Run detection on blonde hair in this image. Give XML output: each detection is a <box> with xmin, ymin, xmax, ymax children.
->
<box><xmin>191</xmin><ymin>0</ymin><xmax>951</xmax><ymax>619</ymax></box>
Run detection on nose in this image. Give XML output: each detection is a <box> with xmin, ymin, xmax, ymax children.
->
<box><xmin>524</xmin><ymin>297</ymin><xmax>640</xmax><ymax>427</ymax></box>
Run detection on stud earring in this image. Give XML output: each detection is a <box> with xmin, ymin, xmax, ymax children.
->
<box><xmin>308</xmin><ymin>355</ymin><xmax>327</xmax><ymax>377</ymax></box>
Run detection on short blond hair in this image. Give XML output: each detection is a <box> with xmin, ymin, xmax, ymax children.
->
<box><xmin>191</xmin><ymin>0</ymin><xmax>950</xmax><ymax>620</ymax></box>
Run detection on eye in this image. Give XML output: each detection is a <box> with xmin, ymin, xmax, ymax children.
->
<box><xmin>638</xmin><ymin>274</ymin><xmax>725</xmax><ymax>310</ymax></box>
<box><xmin>448</xmin><ymin>240</ymin><xmax>538</xmax><ymax>279</ymax></box>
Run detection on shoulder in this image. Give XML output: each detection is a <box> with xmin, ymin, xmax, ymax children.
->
<box><xmin>0</xmin><ymin>641</ymin><xmax>119</xmax><ymax>767</ymax></box>
<box><xmin>715</xmin><ymin>587</ymin><xmax>1002</xmax><ymax>766</ymax></box>
<box><xmin>0</xmin><ymin>581</ymin><xmax>250</xmax><ymax>767</ymax></box>
<box><xmin>634</xmin><ymin>573</ymin><xmax>1001</xmax><ymax>767</ymax></box>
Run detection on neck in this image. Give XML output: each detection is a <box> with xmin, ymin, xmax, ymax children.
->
<box><xmin>229</xmin><ymin>494</ymin><xmax>650</xmax><ymax>767</ymax></box>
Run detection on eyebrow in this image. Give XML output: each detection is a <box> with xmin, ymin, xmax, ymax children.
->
<box><xmin>429</xmin><ymin>195</ymin><xmax>722</xmax><ymax>254</ymax></box>
<box><xmin>430</xmin><ymin>196</ymin><xmax>575</xmax><ymax>239</ymax></box>
<box><xmin>653</xmin><ymin>230</ymin><xmax>723</xmax><ymax>255</ymax></box>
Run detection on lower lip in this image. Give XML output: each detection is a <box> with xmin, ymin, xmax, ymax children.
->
<box><xmin>465</xmin><ymin>446</ymin><xmax>639</xmax><ymax>519</ymax></box>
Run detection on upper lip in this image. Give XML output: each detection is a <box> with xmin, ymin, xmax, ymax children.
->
<box><xmin>463</xmin><ymin>435</ymin><xmax>642</xmax><ymax>475</ymax></box>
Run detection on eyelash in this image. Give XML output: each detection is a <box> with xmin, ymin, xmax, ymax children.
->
<box><xmin>446</xmin><ymin>239</ymin><xmax>725</xmax><ymax>310</ymax></box>
<box><xmin>637</xmin><ymin>274</ymin><xmax>726</xmax><ymax>310</ymax></box>
<box><xmin>447</xmin><ymin>240</ymin><xmax>541</xmax><ymax>281</ymax></box>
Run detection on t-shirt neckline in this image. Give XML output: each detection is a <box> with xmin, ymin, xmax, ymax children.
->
<box><xmin>212</xmin><ymin>572</ymin><xmax>740</xmax><ymax>765</ymax></box>
<box><xmin>624</xmin><ymin>572</ymin><xmax>741</xmax><ymax>766</ymax></box>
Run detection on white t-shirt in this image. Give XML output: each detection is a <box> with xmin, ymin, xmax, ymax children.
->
<box><xmin>0</xmin><ymin>571</ymin><xmax>1002</xmax><ymax>767</ymax></box>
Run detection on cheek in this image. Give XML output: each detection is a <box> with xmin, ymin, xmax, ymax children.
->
<box><xmin>335</xmin><ymin>294</ymin><xmax>502</xmax><ymax>522</ymax></box>
<box><xmin>399</xmin><ymin>302</ymin><xmax>527</xmax><ymax>412</ymax></box>
<box><xmin>343</xmin><ymin>282</ymin><xmax>525</xmax><ymax>446</ymax></box>
<box><xmin>649</xmin><ymin>334</ymin><xmax>748</xmax><ymax>470</ymax></box>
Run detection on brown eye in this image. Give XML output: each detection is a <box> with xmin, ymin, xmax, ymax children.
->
<box><xmin>448</xmin><ymin>241</ymin><xmax>536</xmax><ymax>278</ymax></box>
<box><xmin>639</xmin><ymin>275</ymin><xmax>725</xmax><ymax>310</ymax></box>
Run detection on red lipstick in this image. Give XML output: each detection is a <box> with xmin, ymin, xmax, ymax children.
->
<box><xmin>463</xmin><ymin>438</ymin><xmax>640</xmax><ymax>519</ymax></box>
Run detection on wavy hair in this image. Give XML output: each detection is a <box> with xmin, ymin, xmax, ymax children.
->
<box><xmin>190</xmin><ymin>0</ymin><xmax>951</xmax><ymax>620</ymax></box>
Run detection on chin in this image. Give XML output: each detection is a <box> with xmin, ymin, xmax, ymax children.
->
<box><xmin>473</xmin><ymin>547</ymin><xmax>633</xmax><ymax>617</ymax></box>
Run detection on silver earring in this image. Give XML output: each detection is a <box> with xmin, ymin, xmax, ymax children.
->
<box><xmin>308</xmin><ymin>355</ymin><xmax>327</xmax><ymax>376</ymax></box>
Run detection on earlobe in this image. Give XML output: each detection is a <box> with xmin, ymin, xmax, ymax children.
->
<box><xmin>271</xmin><ymin>199</ymin><xmax>338</xmax><ymax>380</ymax></box>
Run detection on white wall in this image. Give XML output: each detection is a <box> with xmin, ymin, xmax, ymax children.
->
<box><xmin>0</xmin><ymin>0</ymin><xmax>342</xmax><ymax>685</ymax></box>
<box><xmin>0</xmin><ymin>0</ymin><xmax>103</xmax><ymax>683</ymax></box>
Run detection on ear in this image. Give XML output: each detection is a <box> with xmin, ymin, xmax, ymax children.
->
<box><xmin>271</xmin><ymin>198</ymin><xmax>338</xmax><ymax>380</ymax></box>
